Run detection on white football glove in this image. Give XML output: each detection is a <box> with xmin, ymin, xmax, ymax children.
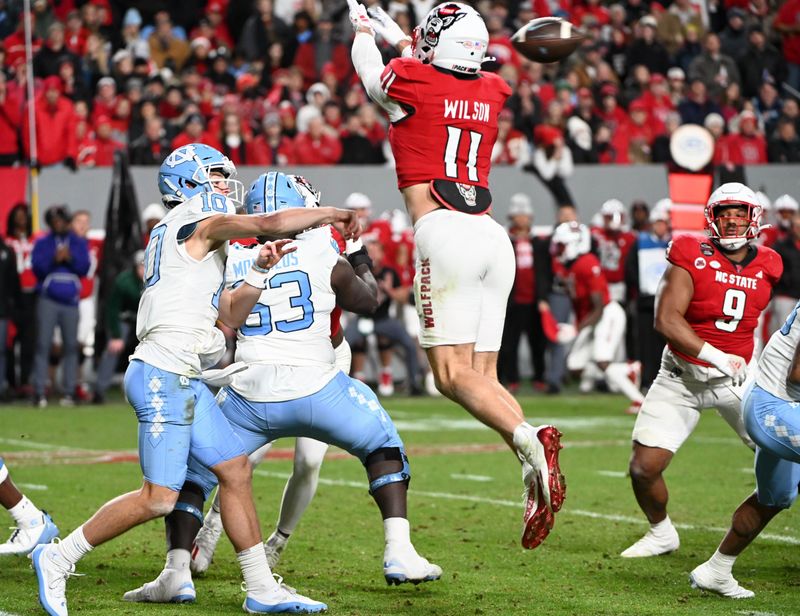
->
<box><xmin>697</xmin><ymin>342</ymin><xmax>747</xmax><ymax>387</ymax></box>
<box><xmin>367</xmin><ymin>6</ymin><xmax>411</xmax><ymax>46</ymax></box>
<box><xmin>347</xmin><ymin>0</ymin><xmax>373</xmax><ymax>35</ymax></box>
<box><xmin>556</xmin><ymin>323</ymin><xmax>577</xmax><ymax>345</ymax></box>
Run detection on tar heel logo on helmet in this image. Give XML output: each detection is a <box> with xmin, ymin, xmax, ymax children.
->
<box><xmin>164</xmin><ymin>145</ymin><xmax>197</xmax><ymax>168</ymax></box>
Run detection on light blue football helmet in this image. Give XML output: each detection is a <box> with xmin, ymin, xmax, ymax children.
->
<box><xmin>158</xmin><ymin>143</ymin><xmax>244</xmax><ymax>209</ymax></box>
<box><xmin>245</xmin><ymin>172</ymin><xmax>320</xmax><ymax>215</ymax></box>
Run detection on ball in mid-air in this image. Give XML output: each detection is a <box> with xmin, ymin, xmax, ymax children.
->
<box><xmin>511</xmin><ymin>17</ymin><xmax>587</xmax><ymax>63</ymax></box>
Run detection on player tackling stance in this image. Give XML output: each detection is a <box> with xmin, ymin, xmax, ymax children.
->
<box><xmin>348</xmin><ymin>0</ymin><xmax>565</xmax><ymax>548</ymax></box>
<box><xmin>622</xmin><ymin>182</ymin><xmax>782</xmax><ymax>558</ymax></box>
<box><xmin>30</xmin><ymin>145</ymin><xmax>359</xmax><ymax>615</ymax></box>
<box><xmin>690</xmin><ymin>298</ymin><xmax>800</xmax><ymax>598</ymax></box>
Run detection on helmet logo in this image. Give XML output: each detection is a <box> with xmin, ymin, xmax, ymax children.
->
<box><xmin>164</xmin><ymin>145</ymin><xmax>197</xmax><ymax>168</ymax></box>
<box><xmin>422</xmin><ymin>6</ymin><xmax>466</xmax><ymax>50</ymax></box>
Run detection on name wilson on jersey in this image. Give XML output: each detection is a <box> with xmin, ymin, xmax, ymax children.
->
<box><xmin>443</xmin><ymin>99</ymin><xmax>491</xmax><ymax>123</ymax></box>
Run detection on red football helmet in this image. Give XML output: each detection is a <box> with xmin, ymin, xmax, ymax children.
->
<box><xmin>704</xmin><ymin>182</ymin><xmax>762</xmax><ymax>251</ymax></box>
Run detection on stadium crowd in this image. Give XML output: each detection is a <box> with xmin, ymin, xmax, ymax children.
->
<box><xmin>0</xmin><ymin>0</ymin><xmax>799</xmax><ymax>174</ymax></box>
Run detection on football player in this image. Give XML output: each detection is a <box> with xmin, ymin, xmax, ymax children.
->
<box><xmin>690</xmin><ymin>299</ymin><xmax>800</xmax><ymax>598</ymax></box>
<box><xmin>0</xmin><ymin>457</ymin><xmax>58</xmax><ymax>555</ymax></box>
<box><xmin>622</xmin><ymin>182</ymin><xmax>783</xmax><ymax>558</ymax></box>
<box><xmin>591</xmin><ymin>199</ymin><xmax>636</xmax><ymax>304</ymax></box>
<box><xmin>31</xmin><ymin>145</ymin><xmax>359</xmax><ymax>616</ymax></box>
<box><xmin>348</xmin><ymin>0</ymin><xmax>565</xmax><ymax>548</ymax></box>
<box><xmin>550</xmin><ymin>222</ymin><xmax>645</xmax><ymax>411</ymax></box>
<box><xmin>124</xmin><ymin>173</ymin><xmax>440</xmax><ymax>605</ymax></box>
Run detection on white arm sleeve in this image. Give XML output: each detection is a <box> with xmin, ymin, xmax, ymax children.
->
<box><xmin>351</xmin><ymin>32</ymin><xmax>406</xmax><ymax>122</ymax></box>
<box><xmin>533</xmin><ymin>148</ymin><xmax>557</xmax><ymax>180</ymax></box>
<box><xmin>557</xmin><ymin>147</ymin><xmax>574</xmax><ymax>177</ymax></box>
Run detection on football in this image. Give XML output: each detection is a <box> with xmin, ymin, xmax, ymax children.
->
<box><xmin>511</xmin><ymin>17</ymin><xmax>587</xmax><ymax>63</ymax></box>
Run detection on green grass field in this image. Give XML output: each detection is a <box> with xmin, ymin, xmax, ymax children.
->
<box><xmin>1</xmin><ymin>391</ymin><xmax>799</xmax><ymax>615</ymax></box>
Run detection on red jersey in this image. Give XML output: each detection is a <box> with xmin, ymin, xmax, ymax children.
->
<box><xmin>666</xmin><ymin>234</ymin><xmax>782</xmax><ymax>365</ymax></box>
<box><xmin>776</xmin><ymin>0</ymin><xmax>800</xmax><ymax>65</ymax></box>
<box><xmin>6</xmin><ymin>234</ymin><xmax>37</xmax><ymax>291</ymax></box>
<box><xmin>511</xmin><ymin>234</ymin><xmax>535</xmax><ymax>304</ymax></box>
<box><xmin>565</xmin><ymin>253</ymin><xmax>610</xmax><ymax>322</ymax></box>
<box><xmin>381</xmin><ymin>57</ymin><xmax>511</xmax><ymax>189</ymax></box>
<box><xmin>80</xmin><ymin>234</ymin><xmax>104</xmax><ymax>299</ymax></box>
<box><xmin>592</xmin><ymin>228</ymin><xmax>636</xmax><ymax>284</ymax></box>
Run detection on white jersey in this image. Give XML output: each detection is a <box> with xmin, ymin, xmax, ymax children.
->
<box><xmin>756</xmin><ymin>300</ymin><xmax>800</xmax><ymax>402</ymax></box>
<box><xmin>132</xmin><ymin>192</ymin><xmax>237</xmax><ymax>376</ymax></box>
<box><xmin>227</xmin><ymin>227</ymin><xmax>340</xmax><ymax>402</ymax></box>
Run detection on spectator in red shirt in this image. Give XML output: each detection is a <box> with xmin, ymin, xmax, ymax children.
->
<box><xmin>775</xmin><ymin>0</ymin><xmax>800</xmax><ymax>91</ymax></box>
<box><xmin>715</xmin><ymin>110</ymin><xmax>767</xmax><ymax>166</ymax></box>
<box><xmin>22</xmin><ymin>76</ymin><xmax>77</xmax><ymax>169</ymax></box>
<box><xmin>3</xmin><ymin>17</ymin><xmax>42</xmax><ymax>70</ymax></box>
<box><xmin>627</xmin><ymin>99</ymin><xmax>656</xmax><ymax>162</ymax></box>
<box><xmin>638</xmin><ymin>73</ymin><xmax>673</xmax><ymax>134</ymax></box>
<box><xmin>64</xmin><ymin>10</ymin><xmax>88</xmax><ymax>57</ymax></box>
<box><xmin>492</xmin><ymin>108</ymin><xmax>529</xmax><ymax>166</ymax></box>
<box><xmin>250</xmin><ymin>112</ymin><xmax>296</xmax><ymax>165</ymax></box>
<box><xmin>171</xmin><ymin>113</ymin><xmax>213</xmax><ymax>150</ymax></box>
<box><xmin>202</xmin><ymin>0</ymin><xmax>234</xmax><ymax>49</ymax></box>
<box><xmin>573</xmin><ymin>0</ymin><xmax>610</xmax><ymax>27</ymax></box>
<box><xmin>293</xmin><ymin>115</ymin><xmax>342</xmax><ymax>164</ymax></box>
<box><xmin>91</xmin><ymin>116</ymin><xmax>125</xmax><ymax>166</ymax></box>
<box><xmin>0</xmin><ymin>72</ymin><xmax>22</xmax><ymax>165</ymax></box>
<box><xmin>91</xmin><ymin>76</ymin><xmax>117</xmax><ymax>125</ymax></box>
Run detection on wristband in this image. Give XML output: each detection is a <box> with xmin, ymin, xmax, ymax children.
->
<box><xmin>347</xmin><ymin>246</ymin><xmax>373</xmax><ymax>270</ymax></box>
<box><xmin>244</xmin><ymin>264</ymin><xmax>270</xmax><ymax>289</ymax></box>
<box><xmin>697</xmin><ymin>342</ymin><xmax>727</xmax><ymax>368</ymax></box>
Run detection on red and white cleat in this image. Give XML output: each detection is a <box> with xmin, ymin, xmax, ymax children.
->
<box><xmin>519</xmin><ymin>425</ymin><xmax>565</xmax><ymax>549</ymax></box>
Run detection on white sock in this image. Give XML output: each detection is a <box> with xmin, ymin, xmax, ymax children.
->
<box><xmin>165</xmin><ymin>548</ymin><xmax>191</xmax><ymax>571</ymax></box>
<box><xmin>277</xmin><ymin>440</ymin><xmax>326</xmax><ymax>535</ymax></box>
<box><xmin>237</xmin><ymin>544</ymin><xmax>277</xmax><ymax>594</ymax></box>
<box><xmin>650</xmin><ymin>516</ymin><xmax>675</xmax><ymax>538</ymax></box>
<box><xmin>384</xmin><ymin>517</ymin><xmax>411</xmax><ymax>546</ymax></box>
<box><xmin>707</xmin><ymin>549</ymin><xmax>737</xmax><ymax>576</ymax></box>
<box><xmin>7</xmin><ymin>496</ymin><xmax>43</xmax><ymax>527</ymax></box>
<box><xmin>605</xmin><ymin>363</ymin><xmax>645</xmax><ymax>404</ymax></box>
<box><xmin>57</xmin><ymin>525</ymin><xmax>93</xmax><ymax>566</ymax></box>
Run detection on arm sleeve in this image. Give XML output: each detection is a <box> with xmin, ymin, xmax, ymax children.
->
<box><xmin>351</xmin><ymin>33</ymin><xmax>407</xmax><ymax>122</ymax></box>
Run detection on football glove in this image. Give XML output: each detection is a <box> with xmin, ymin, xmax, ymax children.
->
<box><xmin>367</xmin><ymin>6</ymin><xmax>411</xmax><ymax>47</ymax></box>
<box><xmin>347</xmin><ymin>0</ymin><xmax>373</xmax><ymax>35</ymax></box>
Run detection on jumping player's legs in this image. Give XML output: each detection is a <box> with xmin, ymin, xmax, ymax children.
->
<box><xmin>0</xmin><ymin>457</ymin><xmax>59</xmax><ymax>555</ymax></box>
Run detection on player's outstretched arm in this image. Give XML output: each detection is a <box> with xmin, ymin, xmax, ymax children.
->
<box><xmin>201</xmin><ymin>208</ymin><xmax>361</xmax><ymax>243</ymax></box>
<box><xmin>217</xmin><ymin>240</ymin><xmax>297</xmax><ymax>329</ymax></box>
<box><xmin>577</xmin><ymin>292</ymin><xmax>605</xmax><ymax>331</ymax></box>
<box><xmin>331</xmin><ymin>241</ymin><xmax>378</xmax><ymax>315</ymax></box>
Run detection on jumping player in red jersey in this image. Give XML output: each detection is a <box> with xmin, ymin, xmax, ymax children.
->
<box><xmin>348</xmin><ymin>0</ymin><xmax>564</xmax><ymax>549</ymax></box>
<box><xmin>621</xmin><ymin>182</ymin><xmax>782</xmax><ymax>558</ymax></box>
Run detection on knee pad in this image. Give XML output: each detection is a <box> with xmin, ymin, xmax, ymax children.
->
<box><xmin>172</xmin><ymin>481</ymin><xmax>206</xmax><ymax>524</ymax></box>
<box><xmin>0</xmin><ymin>458</ymin><xmax>7</xmax><ymax>483</ymax></box>
<box><xmin>366</xmin><ymin>447</ymin><xmax>410</xmax><ymax>494</ymax></box>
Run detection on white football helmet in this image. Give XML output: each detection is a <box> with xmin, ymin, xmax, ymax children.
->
<box><xmin>774</xmin><ymin>194</ymin><xmax>799</xmax><ymax>212</ymax></box>
<box><xmin>704</xmin><ymin>182</ymin><xmax>762</xmax><ymax>251</ymax></box>
<box><xmin>551</xmin><ymin>221</ymin><xmax>591</xmax><ymax>263</ymax></box>
<box><xmin>412</xmin><ymin>2</ymin><xmax>488</xmax><ymax>74</ymax></box>
<box><xmin>600</xmin><ymin>198</ymin><xmax>626</xmax><ymax>231</ymax></box>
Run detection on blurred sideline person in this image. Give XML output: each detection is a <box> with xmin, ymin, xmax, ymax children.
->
<box><xmin>498</xmin><ymin>193</ymin><xmax>546</xmax><ymax>392</ymax></box>
<box><xmin>125</xmin><ymin>173</ymin><xmax>440</xmax><ymax>605</ymax></box>
<box><xmin>768</xmin><ymin>210</ymin><xmax>800</xmax><ymax>337</ymax></box>
<box><xmin>0</xmin><ymin>457</ymin><xmax>59</xmax><ymax>555</ymax></box>
<box><xmin>349</xmin><ymin>0</ymin><xmax>564</xmax><ymax>548</ymax></box>
<box><xmin>624</xmin><ymin>200</ymin><xmax>672</xmax><ymax>390</ymax></box>
<box><xmin>622</xmin><ymin>183</ymin><xmax>782</xmax><ymax>558</ymax></box>
<box><xmin>592</xmin><ymin>199</ymin><xmax>636</xmax><ymax>304</ymax></box>
<box><xmin>31</xmin><ymin>144</ymin><xmax>360</xmax><ymax>616</ymax></box>
<box><xmin>0</xmin><ymin>231</ymin><xmax>20</xmax><ymax>401</ymax></box>
<box><xmin>690</xmin><ymin>299</ymin><xmax>800</xmax><ymax>599</ymax></box>
<box><xmin>30</xmin><ymin>205</ymin><xmax>90</xmax><ymax>408</ymax></box>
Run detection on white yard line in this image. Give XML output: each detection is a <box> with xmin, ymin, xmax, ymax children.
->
<box><xmin>596</xmin><ymin>470</ymin><xmax>627</xmax><ymax>478</ymax></box>
<box><xmin>17</xmin><ymin>483</ymin><xmax>48</xmax><ymax>491</ymax></box>
<box><xmin>0</xmin><ymin>437</ymin><xmax>79</xmax><ymax>451</ymax></box>
<box><xmin>450</xmin><ymin>473</ymin><xmax>493</xmax><ymax>482</ymax></box>
<box><xmin>253</xmin><ymin>470</ymin><xmax>800</xmax><ymax>546</ymax></box>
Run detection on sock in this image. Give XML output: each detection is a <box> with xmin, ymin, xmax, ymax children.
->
<box><xmin>274</xmin><ymin>528</ymin><xmax>291</xmax><ymax>540</ymax></box>
<box><xmin>650</xmin><ymin>516</ymin><xmax>675</xmax><ymax>538</ymax></box>
<box><xmin>707</xmin><ymin>549</ymin><xmax>737</xmax><ymax>576</ymax></box>
<box><xmin>237</xmin><ymin>544</ymin><xmax>277</xmax><ymax>594</ymax></box>
<box><xmin>384</xmin><ymin>517</ymin><xmax>411</xmax><ymax>546</ymax></box>
<box><xmin>7</xmin><ymin>496</ymin><xmax>42</xmax><ymax>527</ymax></box>
<box><xmin>165</xmin><ymin>548</ymin><xmax>191</xmax><ymax>571</ymax></box>
<box><xmin>57</xmin><ymin>525</ymin><xmax>93</xmax><ymax>566</ymax></box>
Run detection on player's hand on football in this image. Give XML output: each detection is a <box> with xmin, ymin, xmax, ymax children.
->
<box><xmin>257</xmin><ymin>239</ymin><xmax>296</xmax><ymax>270</ymax></box>
<box><xmin>347</xmin><ymin>0</ymin><xmax>373</xmax><ymax>35</ymax></box>
<box><xmin>333</xmin><ymin>209</ymin><xmax>362</xmax><ymax>241</ymax></box>
<box><xmin>367</xmin><ymin>5</ymin><xmax>410</xmax><ymax>46</ymax></box>
<box><xmin>719</xmin><ymin>353</ymin><xmax>747</xmax><ymax>387</ymax></box>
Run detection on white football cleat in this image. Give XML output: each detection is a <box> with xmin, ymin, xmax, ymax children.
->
<box><xmin>243</xmin><ymin>577</ymin><xmax>327</xmax><ymax>613</ymax></box>
<box><xmin>264</xmin><ymin>532</ymin><xmax>289</xmax><ymax>570</ymax></box>
<box><xmin>0</xmin><ymin>511</ymin><xmax>59</xmax><ymax>555</ymax></box>
<box><xmin>190</xmin><ymin>510</ymin><xmax>223</xmax><ymax>574</ymax></box>
<box><xmin>123</xmin><ymin>568</ymin><xmax>196</xmax><ymax>603</ymax></box>
<box><xmin>690</xmin><ymin>561</ymin><xmax>754</xmax><ymax>599</ymax></box>
<box><xmin>383</xmin><ymin>544</ymin><xmax>442</xmax><ymax>585</ymax></box>
<box><xmin>30</xmin><ymin>543</ymin><xmax>75</xmax><ymax>616</ymax></box>
<box><xmin>621</xmin><ymin>525</ymin><xmax>680</xmax><ymax>558</ymax></box>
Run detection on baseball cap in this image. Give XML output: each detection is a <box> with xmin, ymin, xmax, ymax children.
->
<box><xmin>509</xmin><ymin>193</ymin><xmax>533</xmax><ymax>217</ymax></box>
<box><xmin>344</xmin><ymin>193</ymin><xmax>372</xmax><ymax>210</ymax></box>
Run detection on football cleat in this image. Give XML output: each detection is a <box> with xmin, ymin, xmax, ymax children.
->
<box><xmin>690</xmin><ymin>562</ymin><xmax>754</xmax><ymax>599</ymax></box>
<box><xmin>518</xmin><ymin>425</ymin><xmax>566</xmax><ymax>549</ymax></box>
<box><xmin>620</xmin><ymin>524</ymin><xmax>680</xmax><ymax>558</ymax></box>
<box><xmin>383</xmin><ymin>545</ymin><xmax>442</xmax><ymax>586</ymax></box>
<box><xmin>264</xmin><ymin>531</ymin><xmax>289</xmax><ymax>570</ymax></box>
<box><xmin>30</xmin><ymin>543</ymin><xmax>76</xmax><ymax>616</ymax></box>
<box><xmin>0</xmin><ymin>511</ymin><xmax>60</xmax><ymax>556</ymax></box>
<box><xmin>123</xmin><ymin>568</ymin><xmax>196</xmax><ymax>603</ymax></box>
<box><xmin>243</xmin><ymin>577</ymin><xmax>327</xmax><ymax>614</ymax></box>
<box><xmin>190</xmin><ymin>509</ymin><xmax>223</xmax><ymax>574</ymax></box>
